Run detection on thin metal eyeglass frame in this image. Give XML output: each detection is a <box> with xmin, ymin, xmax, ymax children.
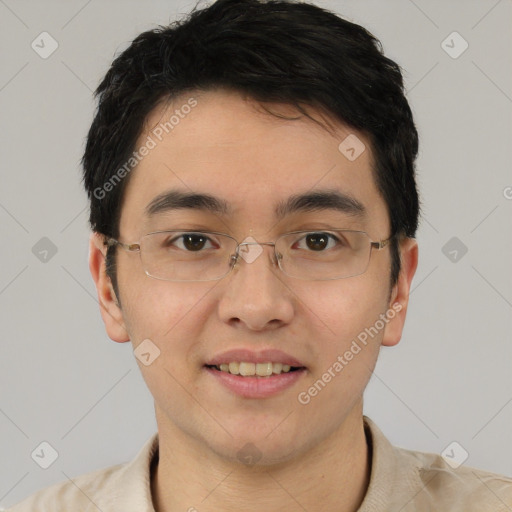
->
<box><xmin>105</xmin><ymin>229</ymin><xmax>394</xmax><ymax>282</ymax></box>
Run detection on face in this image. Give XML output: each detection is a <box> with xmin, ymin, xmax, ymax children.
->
<box><xmin>90</xmin><ymin>88</ymin><xmax>417</xmax><ymax>465</ymax></box>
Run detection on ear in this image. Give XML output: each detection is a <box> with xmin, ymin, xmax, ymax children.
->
<box><xmin>381</xmin><ymin>237</ymin><xmax>418</xmax><ymax>347</ymax></box>
<box><xmin>88</xmin><ymin>232</ymin><xmax>130</xmax><ymax>343</ymax></box>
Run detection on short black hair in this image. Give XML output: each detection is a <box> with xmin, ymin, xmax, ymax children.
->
<box><xmin>82</xmin><ymin>0</ymin><xmax>420</xmax><ymax>298</ymax></box>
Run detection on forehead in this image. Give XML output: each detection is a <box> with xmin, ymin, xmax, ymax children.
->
<box><xmin>119</xmin><ymin>89</ymin><xmax>388</xmax><ymax>236</ymax></box>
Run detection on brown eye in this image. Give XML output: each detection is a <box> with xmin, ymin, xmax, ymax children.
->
<box><xmin>293</xmin><ymin>232</ymin><xmax>341</xmax><ymax>252</ymax></box>
<box><xmin>164</xmin><ymin>233</ymin><xmax>216</xmax><ymax>252</ymax></box>
<box><xmin>182</xmin><ymin>234</ymin><xmax>208</xmax><ymax>251</ymax></box>
<box><xmin>305</xmin><ymin>233</ymin><xmax>330</xmax><ymax>251</ymax></box>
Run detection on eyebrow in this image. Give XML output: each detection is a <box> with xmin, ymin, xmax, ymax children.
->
<box><xmin>145</xmin><ymin>189</ymin><xmax>366</xmax><ymax>220</ymax></box>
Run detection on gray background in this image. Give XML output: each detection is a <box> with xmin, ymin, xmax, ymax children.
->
<box><xmin>1</xmin><ymin>0</ymin><xmax>511</xmax><ymax>508</ymax></box>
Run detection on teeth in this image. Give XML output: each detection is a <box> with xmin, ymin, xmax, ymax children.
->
<box><xmin>214</xmin><ymin>362</ymin><xmax>298</xmax><ymax>376</ymax></box>
<box><xmin>239</xmin><ymin>362</ymin><xmax>256</xmax><ymax>376</ymax></box>
<box><xmin>256</xmin><ymin>362</ymin><xmax>272</xmax><ymax>376</ymax></box>
<box><xmin>272</xmin><ymin>363</ymin><xmax>283</xmax><ymax>374</ymax></box>
<box><xmin>228</xmin><ymin>362</ymin><xmax>240</xmax><ymax>375</ymax></box>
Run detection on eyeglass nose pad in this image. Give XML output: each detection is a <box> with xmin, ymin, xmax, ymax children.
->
<box><xmin>229</xmin><ymin>243</ymin><xmax>254</xmax><ymax>269</ymax></box>
<box><xmin>229</xmin><ymin>252</ymin><xmax>238</xmax><ymax>269</ymax></box>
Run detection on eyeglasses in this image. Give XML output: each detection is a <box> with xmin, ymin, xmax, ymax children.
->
<box><xmin>105</xmin><ymin>229</ymin><xmax>393</xmax><ymax>282</ymax></box>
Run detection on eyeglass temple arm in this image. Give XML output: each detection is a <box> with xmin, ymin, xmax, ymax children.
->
<box><xmin>371</xmin><ymin>236</ymin><xmax>394</xmax><ymax>250</ymax></box>
<box><xmin>104</xmin><ymin>238</ymin><xmax>141</xmax><ymax>252</ymax></box>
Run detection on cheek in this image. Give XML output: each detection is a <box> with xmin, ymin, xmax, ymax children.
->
<box><xmin>295</xmin><ymin>284</ymin><xmax>388</xmax><ymax>417</ymax></box>
<box><xmin>304</xmin><ymin>278</ymin><xmax>389</xmax><ymax>350</ymax></box>
<box><xmin>118</xmin><ymin>279</ymin><xmax>214</xmax><ymax>399</ymax></box>
<box><xmin>118</xmin><ymin>271</ymin><xmax>212</xmax><ymax>354</ymax></box>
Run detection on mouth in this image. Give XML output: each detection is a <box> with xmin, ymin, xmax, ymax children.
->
<box><xmin>203</xmin><ymin>350</ymin><xmax>307</xmax><ymax>398</ymax></box>
<box><xmin>203</xmin><ymin>349</ymin><xmax>307</xmax><ymax>398</ymax></box>
<box><xmin>205</xmin><ymin>362</ymin><xmax>305</xmax><ymax>377</ymax></box>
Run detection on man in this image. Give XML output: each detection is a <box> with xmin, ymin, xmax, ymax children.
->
<box><xmin>9</xmin><ymin>0</ymin><xmax>512</xmax><ymax>510</ymax></box>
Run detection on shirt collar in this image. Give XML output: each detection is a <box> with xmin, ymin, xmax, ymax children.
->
<box><xmin>95</xmin><ymin>431</ymin><xmax>159</xmax><ymax>511</ymax></box>
<box><xmin>92</xmin><ymin>416</ymin><xmax>416</xmax><ymax>511</ymax></box>
<box><xmin>358</xmin><ymin>415</ymin><xmax>426</xmax><ymax>511</ymax></box>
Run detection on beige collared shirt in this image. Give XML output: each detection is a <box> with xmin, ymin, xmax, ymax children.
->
<box><xmin>8</xmin><ymin>416</ymin><xmax>512</xmax><ymax>511</ymax></box>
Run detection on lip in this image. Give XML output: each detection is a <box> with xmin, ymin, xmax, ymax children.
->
<box><xmin>205</xmin><ymin>348</ymin><xmax>306</xmax><ymax>367</ymax></box>
<box><xmin>204</xmin><ymin>366</ymin><xmax>307</xmax><ymax>398</ymax></box>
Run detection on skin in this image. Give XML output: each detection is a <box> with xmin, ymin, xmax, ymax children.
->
<box><xmin>89</xmin><ymin>88</ymin><xmax>418</xmax><ymax>512</ymax></box>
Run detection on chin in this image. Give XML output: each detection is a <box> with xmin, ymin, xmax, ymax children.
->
<box><xmin>203</xmin><ymin>424</ymin><xmax>316</xmax><ymax>468</ymax></box>
<box><xmin>214</xmin><ymin>439</ymin><xmax>303</xmax><ymax>467</ymax></box>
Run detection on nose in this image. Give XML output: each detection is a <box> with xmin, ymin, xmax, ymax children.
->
<box><xmin>217</xmin><ymin>241</ymin><xmax>294</xmax><ymax>331</ymax></box>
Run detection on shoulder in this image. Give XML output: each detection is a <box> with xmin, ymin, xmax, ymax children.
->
<box><xmin>6</xmin><ymin>463</ymin><xmax>125</xmax><ymax>512</ymax></box>
<box><xmin>393</xmin><ymin>445</ymin><xmax>512</xmax><ymax>511</ymax></box>
<box><xmin>7</xmin><ymin>432</ymin><xmax>159</xmax><ymax>512</ymax></box>
<box><xmin>362</xmin><ymin>417</ymin><xmax>512</xmax><ymax>511</ymax></box>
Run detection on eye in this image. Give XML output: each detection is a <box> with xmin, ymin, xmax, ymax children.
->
<box><xmin>293</xmin><ymin>232</ymin><xmax>343</xmax><ymax>252</ymax></box>
<box><xmin>167</xmin><ymin>233</ymin><xmax>218</xmax><ymax>252</ymax></box>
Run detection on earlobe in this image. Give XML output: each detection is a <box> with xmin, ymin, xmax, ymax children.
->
<box><xmin>381</xmin><ymin>237</ymin><xmax>418</xmax><ymax>347</ymax></box>
<box><xmin>89</xmin><ymin>232</ymin><xmax>130</xmax><ymax>343</ymax></box>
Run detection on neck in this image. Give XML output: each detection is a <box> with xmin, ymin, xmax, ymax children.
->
<box><xmin>151</xmin><ymin>404</ymin><xmax>371</xmax><ymax>512</ymax></box>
